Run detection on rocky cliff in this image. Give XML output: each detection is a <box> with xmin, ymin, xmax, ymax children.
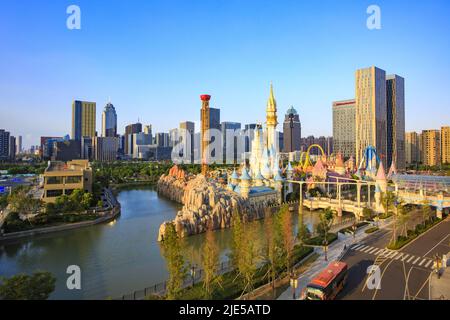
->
<box><xmin>157</xmin><ymin>168</ymin><xmax>272</xmax><ymax>241</ymax></box>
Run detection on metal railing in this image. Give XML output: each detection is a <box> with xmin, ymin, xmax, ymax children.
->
<box><xmin>117</xmin><ymin>260</ymin><xmax>234</xmax><ymax>300</ymax></box>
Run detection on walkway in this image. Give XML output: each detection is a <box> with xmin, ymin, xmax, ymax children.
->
<box><xmin>277</xmin><ymin>218</ymin><xmax>393</xmax><ymax>300</ymax></box>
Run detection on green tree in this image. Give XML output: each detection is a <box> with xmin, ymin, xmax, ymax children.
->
<box><xmin>380</xmin><ymin>191</ymin><xmax>396</xmax><ymax>218</ymax></box>
<box><xmin>421</xmin><ymin>201</ymin><xmax>434</xmax><ymax>225</ymax></box>
<box><xmin>0</xmin><ymin>271</ymin><xmax>56</xmax><ymax>300</ymax></box>
<box><xmin>397</xmin><ymin>203</ymin><xmax>409</xmax><ymax>237</ymax></box>
<box><xmin>161</xmin><ymin>222</ymin><xmax>187</xmax><ymax>300</ymax></box>
<box><xmin>317</xmin><ymin>208</ymin><xmax>334</xmax><ymax>261</ymax></box>
<box><xmin>200</xmin><ymin>225</ymin><xmax>222</xmax><ymax>299</ymax></box>
<box><xmin>263</xmin><ymin>211</ymin><xmax>284</xmax><ymax>297</ymax></box>
<box><xmin>81</xmin><ymin>192</ymin><xmax>93</xmax><ymax>209</ymax></box>
<box><xmin>237</xmin><ymin>222</ymin><xmax>259</xmax><ymax>298</ymax></box>
<box><xmin>280</xmin><ymin>204</ymin><xmax>294</xmax><ymax>274</ymax></box>
<box><xmin>230</xmin><ymin>209</ymin><xmax>244</xmax><ymax>270</ymax></box>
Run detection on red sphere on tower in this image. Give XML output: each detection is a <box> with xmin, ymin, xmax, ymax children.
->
<box><xmin>200</xmin><ymin>94</ymin><xmax>211</xmax><ymax>101</ymax></box>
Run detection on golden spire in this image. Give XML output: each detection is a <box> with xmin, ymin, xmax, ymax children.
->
<box><xmin>266</xmin><ymin>82</ymin><xmax>278</xmax><ymax>127</ymax></box>
<box><xmin>267</xmin><ymin>82</ymin><xmax>277</xmax><ymax>112</ymax></box>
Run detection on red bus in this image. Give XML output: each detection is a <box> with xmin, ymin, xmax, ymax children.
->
<box><xmin>302</xmin><ymin>261</ymin><xmax>348</xmax><ymax>300</ymax></box>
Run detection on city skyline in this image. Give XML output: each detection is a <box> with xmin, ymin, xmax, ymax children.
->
<box><xmin>1</xmin><ymin>1</ymin><xmax>450</xmax><ymax>149</ymax></box>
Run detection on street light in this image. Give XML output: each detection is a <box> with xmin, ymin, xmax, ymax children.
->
<box><xmin>190</xmin><ymin>264</ymin><xmax>197</xmax><ymax>287</ymax></box>
<box><xmin>290</xmin><ymin>273</ymin><xmax>298</xmax><ymax>300</ymax></box>
<box><xmin>323</xmin><ymin>239</ymin><xmax>329</xmax><ymax>261</ymax></box>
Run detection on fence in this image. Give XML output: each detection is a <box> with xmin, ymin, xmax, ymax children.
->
<box><xmin>117</xmin><ymin>260</ymin><xmax>234</xmax><ymax>300</ymax></box>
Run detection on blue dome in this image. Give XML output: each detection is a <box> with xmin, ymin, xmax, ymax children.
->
<box><xmin>286</xmin><ymin>106</ymin><xmax>298</xmax><ymax>115</ymax></box>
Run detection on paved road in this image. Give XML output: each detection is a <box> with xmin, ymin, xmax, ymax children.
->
<box><xmin>338</xmin><ymin>217</ymin><xmax>450</xmax><ymax>300</ymax></box>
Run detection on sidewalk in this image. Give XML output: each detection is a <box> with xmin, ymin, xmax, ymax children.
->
<box><xmin>278</xmin><ymin>218</ymin><xmax>393</xmax><ymax>300</ymax></box>
<box><xmin>430</xmin><ymin>262</ymin><xmax>450</xmax><ymax>300</ymax></box>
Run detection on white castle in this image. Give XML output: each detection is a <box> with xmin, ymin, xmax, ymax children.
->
<box><xmin>228</xmin><ymin>84</ymin><xmax>293</xmax><ymax>201</ymax></box>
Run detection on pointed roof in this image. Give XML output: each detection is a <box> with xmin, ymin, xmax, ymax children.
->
<box><xmin>274</xmin><ymin>170</ymin><xmax>284</xmax><ymax>181</ymax></box>
<box><xmin>286</xmin><ymin>162</ymin><xmax>294</xmax><ymax>172</ymax></box>
<box><xmin>267</xmin><ymin>82</ymin><xmax>277</xmax><ymax>112</ymax></box>
<box><xmin>255</xmin><ymin>170</ymin><xmax>264</xmax><ymax>181</ymax></box>
<box><xmin>231</xmin><ymin>169</ymin><xmax>239</xmax><ymax>180</ymax></box>
<box><xmin>240</xmin><ymin>168</ymin><xmax>251</xmax><ymax>180</ymax></box>
<box><xmin>376</xmin><ymin>161</ymin><xmax>387</xmax><ymax>181</ymax></box>
<box><xmin>312</xmin><ymin>158</ymin><xmax>326</xmax><ymax>176</ymax></box>
<box><xmin>387</xmin><ymin>162</ymin><xmax>397</xmax><ymax>179</ymax></box>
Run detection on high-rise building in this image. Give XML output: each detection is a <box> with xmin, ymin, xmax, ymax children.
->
<box><xmin>200</xmin><ymin>95</ymin><xmax>221</xmax><ymax>174</ymax></box>
<box><xmin>244</xmin><ymin>124</ymin><xmax>257</xmax><ymax>152</ymax></box>
<box><xmin>180</xmin><ymin>121</ymin><xmax>195</xmax><ymax>163</ymax></box>
<box><xmin>72</xmin><ymin>100</ymin><xmax>96</xmax><ymax>141</ymax></box>
<box><xmin>40</xmin><ymin>136</ymin><xmax>65</xmax><ymax>160</ymax></box>
<box><xmin>93</xmin><ymin>136</ymin><xmax>119</xmax><ymax>162</ymax></box>
<box><xmin>16</xmin><ymin>135</ymin><xmax>22</xmax><ymax>155</ymax></box>
<box><xmin>0</xmin><ymin>129</ymin><xmax>10</xmax><ymax>161</ymax></box>
<box><xmin>421</xmin><ymin>130</ymin><xmax>441</xmax><ymax>167</ymax></box>
<box><xmin>101</xmin><ymin>102</ymin><xmax>117</xmax><ymax>137</ymax></box>
<box><xmin>81</xmin><ymin>136</ymin><xmax>93</xmax><ymax>160</ymax></box>
<box><xmin>52</xmin><ymin>140</ymin><xmax>81</xmax><ymax>162</ymax></box>
<box><xmin>332</xmin><ymin>99</ymin><xmax>356</xmax><ymax>158</ymax></box>
<box><xmin>221</xmin><ymin>122</ymin><xmax>242</xmax><ymax>164</ymax></box>
<box><xmin>155</xmin><ymin>133</ymin><xmax>170</xmax><ymax>147</ymax></box>
<box><xmin>125</xmin><ymin>122</ymin><xmax>142</xmax><ymax>156</ymax></box>
<box><xmin>441</xmin><ymin>126</ymin><xmax>450</xmax><ymax>165</ymax></box>
<box><xmin>9</xmin><ymin>136</ymin><xmax>16</xmax><ymax>160</ymax></box>
<box><xmin>355</xmin><ymin>66</ymin><xmax>387</xmax><ymax>167</ymax></box>
<box><xmin>386</xmin><ymin>74</ymin><xmax>405</xmax><ymax>170</ymax></box>
<box><xmin>405</xmin><ymin>132</ymin><xmax>420</xmax><ymax>166</ymax></box>
<box><xmin>283</xmin><ymin>106</ymin><xmax>301</xmax><ymax>153</ymax></box>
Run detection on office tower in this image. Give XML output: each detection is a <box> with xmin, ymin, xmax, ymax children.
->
<box><xmin>131</xmin><ymin>131</ymin><xmax>152</xmax><ymax>158</ymax></box>
<box><xmin>16</xmin><ymin>135</ymin><xmax>22</xmax><ymax>155</ymax></box>
<box><xmin>9</xmin><ymin>136</ymin><xmax>16</xmax><ymax>160</ymax></box>
<box><xmin>81</xmin><ymin>136</ymin><xmax>93</xmax><ymax>160</ymax></box>
<box><xmin>93</xmin><ymin>136</ymin><xmax>119</xmax><ymax>162</ymax></box>
<box><xmin>421</xmin><ymin>130</ymin><xmax>441</xmax><ymax>166</ymax></box>
<box><xmin>180</xmin><ymin>121</ymin><xmax>195</xmax><ymax>163</ymax></box>
<box><xmin>386</xmin><ymin>74</ymin><xmax>405</xmax><ymax>170</ymax></box>
<box><xmin>143</xmin><ymin>125</ymin><xmax>152</xmax><ymax>135</ymax></box>
<box><xmin>283</xmin><ymin>106</ymin><xmax>301</xmax><ymax>153</ymax></box>
<box><xmin>221</xmin><ymin>122</ymin><xmax>241</xmax><ymax>164</ymax></box>
<box><xmin>72</xmin><ymin>100</ymin><xmax>96</xmax><ymax>140</ymax></box>
<box><xmin>441</xmin><ymin>126</ymin><xmax>450</xmax><ymax>164</ymax></box>
<box><xmin>244</xmin><ymin>124</ymin><xmax>257</xmax><ymax>152</ymax></box>
<box><xmin>405</xmin><ymin>132</ymin><xmax>420</xmax><ymax>166</ymax></box>
<box><xmin>200</xmin><ymin>95</ymin><xmax>221</xmax><ymax>174</ymax></box>
<box><xmin>332</xmin><ymin>99</ymin><xmax>356</xmax><ymax>158</ymax></box>
<box><xmin>155</xmin><ymin>133</ymin><xmax>170</xmax><ymax>147</ymax></box>
<box><xmin>101</xmin><ymin>102</ymin><xmax>117</xmax><ymax>137</ymax></box>
<box><xmin>52</xmin><ymin>140</ymin><xmax>81</xmax><ymax>161</ymax></box>
<box><xmin>125</xmin><ymin>122</ymin><xmax>142</xmax><ymax>156</ymax></box>
<box><xmin>0</xmin><ymin>129</ymin><xmax>10</xmax><ymax>161</ymax></box>
<box><xmin>40</xmin><ymin>136</ymin><xmax>65</xmax><ymax>160</ymax></box>
<box><xmin>278</xmin><ymin>131</ymin><xmax>284</xmax><ymax>152</ymax></box>
<box><xmin>355</xmin><ymin>66</ymin><xmax>387</xmax><ymax>167</ymax></box>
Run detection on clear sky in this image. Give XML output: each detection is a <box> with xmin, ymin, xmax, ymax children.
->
<box><xmin>1</xmin><ymin>0</ymin><xmax>449</xmax><ymax>148</ymax></box>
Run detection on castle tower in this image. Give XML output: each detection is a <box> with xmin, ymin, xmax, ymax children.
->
<box><xmin>266</xmin><ymin>83</ymin><xmax>278</xmax><ymax>152</ymax></box>
<box><xmin>239</xmin><ymin>168</ymin><xmax>252</xmax><ymax>199</ymax></box>
<box><xmin>200</xmin><ymin>94</ymin><xmax>212</xmax><ymax>175</ymax></box>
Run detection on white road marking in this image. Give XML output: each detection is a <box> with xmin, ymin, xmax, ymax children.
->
<box><xmin>362</xmin><ymin>246</ymin><xmax>374</xmax><ymax>253</ymax></box>
<box><xmin>389</xmin><ymin>252</ymin><xmax>399</xmax><ymax>259</ymax></box>
<box><xmin>407</xmin><ymin>256</ymin><xmax>416</xmax><ymax>263</ymax></box>
<box><xmin>368</xmin><ymin>247</ymin><xmax>379</xmax><ymax>254</ymax></box>
<box><xmin>394</xmin><ymin>253</ymin><xmax>403</xmax><ymax>260</ymax></box>
<box><xmin>353</xmin><ymin>244</ymin><xmax>364</xmax><ymax>250</ymax></box>
<box><xmin>374</xmin><ymin>249</ymin><xmax>384</xmax><ymax>255</ymax></box>
<box><xmin>412</xmin><ymin>257</ymin><xmax>421</xmax><ymax>265</ymax></box>
<box><xmin>401</xmin><ymin>254</ymin><xmax>411</xmax><ymax>262</ymax></box>
<box><xmin>418</xmin><ymin>259</ymin><xmax>426</xmax><ymax>266</ymax></box>
<box><xmin>423</xmin><ymin>234</ymin><xmax>450</xmax><ymax>257</ymax></box>
<box><xmin>424</xmin><ymin>260</ymin><xmax>433</xmax><ymax>268</ymax></box>
<box><xmin>356</xmin><ymin>245</ymin><xmax>368</xmax><ymax>251</ymax></box>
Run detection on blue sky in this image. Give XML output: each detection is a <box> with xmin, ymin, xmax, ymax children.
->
<box><xmin>0</xmin><ymin>0</ymin><xmax>449</xmax><ymax>148</ymax></box>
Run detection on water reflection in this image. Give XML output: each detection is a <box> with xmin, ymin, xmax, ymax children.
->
<box><xmin>0</xmin><ymin>187</ymin><xmax>329</xmax><ymax>300</ymax></box>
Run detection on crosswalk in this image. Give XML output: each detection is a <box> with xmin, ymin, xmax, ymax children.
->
<box><xmin>350</xmin><ymin>244</ymin><xmax>435</xmax><ymax>269</ymax></box>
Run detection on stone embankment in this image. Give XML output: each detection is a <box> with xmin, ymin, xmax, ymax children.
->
<box><xmin>157</xmin><ymin>166</ymin><xmax>270</xmax><ymax>241</ymax></box>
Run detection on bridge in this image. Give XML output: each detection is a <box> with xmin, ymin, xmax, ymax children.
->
<box><xmin>285</xmin><ymin>176</ymin><xmax>450</xmax><ymax>220</ymax></box>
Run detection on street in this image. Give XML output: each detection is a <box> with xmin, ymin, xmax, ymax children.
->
<box><xmin>338</xmin><ymin>217</ymin><xmax>450</xmax><ymax>300</ymax></box>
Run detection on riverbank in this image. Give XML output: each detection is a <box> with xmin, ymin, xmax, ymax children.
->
<box><xmin>0</xmin><ymin>188</ymin><xmax>121</xmax><ymax>244</ymax></box>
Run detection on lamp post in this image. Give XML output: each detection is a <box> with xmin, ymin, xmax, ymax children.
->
<box><xmin>323</xmin><ymin>238</ymin><xmax>329</xmax><ymax>261</ymax></box>
<box><xmin>289</xmin><ymin>112</ymin><xmax>294</xmax><ymax>152</ymax></box>
<box><xmin>190</xmin><ymin>264</ymin><xmax>197</xmax><ymax>287</ymax></box>
<box><xmin>290</xmin><ymin>273</ymin><xmax>298</xmax><ymax>300</ymax></box>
